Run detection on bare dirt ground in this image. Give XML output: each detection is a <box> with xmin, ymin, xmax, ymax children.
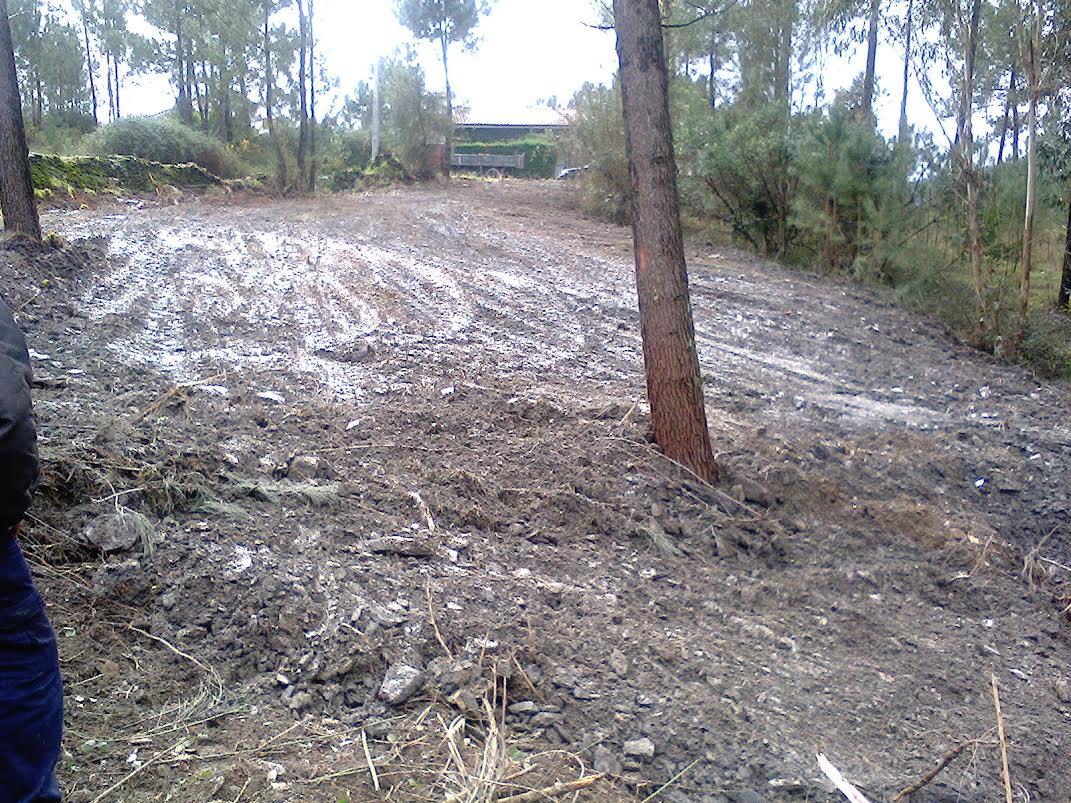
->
<box><xmin>4</xmin><ymin>180</ymin><xmax>1071</xmax><ymax>802</ymax></box>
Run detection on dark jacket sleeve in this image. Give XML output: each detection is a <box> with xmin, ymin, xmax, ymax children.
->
<box><xmin>0</xmin><ymin>297</ymin><xmax>39</xmax><ymax>533</ymax></box>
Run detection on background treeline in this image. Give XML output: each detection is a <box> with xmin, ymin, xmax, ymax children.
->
<box><xmin>565</xmin><ymin>0</ymin><xmax>1071</xmax><ymax>374</ymax></box>
<box><xmin>9</xmin><ymin>0</ymin><xmax>460</xmax><ymax>189</ymax></box>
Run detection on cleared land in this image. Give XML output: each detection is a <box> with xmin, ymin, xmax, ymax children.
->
<box><xmin>6</xmin><ymin>180</ymin><xmax>1069</xmax><ymax>802</ymax></box>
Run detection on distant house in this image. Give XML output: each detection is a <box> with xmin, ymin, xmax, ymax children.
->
<box><xmin>454</xmin><ymin>107</ymin><xmax>569</xmax><ymax>142</ymax></box>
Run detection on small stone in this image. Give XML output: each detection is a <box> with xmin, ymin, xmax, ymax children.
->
<box><xmin>593</xmin><ymin>745</ymin><xmax>622</xmax><ymax>775</ymax></box>
<box><xmin>159</xmin><ymin>591</ymin><xmax>177</xmax><ymax>610</ymax></box>
<box><xmin>508</xmin><ymin>701</ymin><xmax>539</xmax><ymax>715</ymax></box>
<box><xmin>287</xmin><ymin>455</ymin><xmax>322</xmax><ymax>480</ymax></box>
<box><xmin>362</xmin><ymin>535</ymin><xmax>433</xmax><ymax>557</ymax></box>
<box><xmin>287</xmin><ymin>691</ymin><xmax>313</xmax><ymax>711</ymax></box>
<box><xmin>1056</xmin><ymin>679</ymin><xmax>1071</xmax><ymax>703</ymax></box>
<box><xmin>609</xmin><ymin>648</ymin><xmax>629</xmax><ymax>676</ymax></box>
<box><xmin>531</xmin><ymin>711</ymin><xmax>561</xmax><ymax>726</ymax></box>
<box><xmin>623</xmin><ymin>737</ymin><xmax>656</xmax><ymax>759</ymax></box>
<box><xmin>378</xmin><ymin>664</ymin><xmax>425</xmax><ymax>705</ymax></box>
<box><xmin>92</xmin><ymin>559</ymin><xmax>151</xmax><ymax>604</ymax></box>
<box><xmin>728</xmin><ymin>791</ymin><xmax>766</xmax><ymax>803</ymax></box>
<box><xmin>84</xmin><ymin>512</ymin><xmax>146</xmax><ymax>553</ymax></box>
<box><xmin>275</xmin><ymin>673</ymin><xmax>290</xmax><ymax>687</ymax></box>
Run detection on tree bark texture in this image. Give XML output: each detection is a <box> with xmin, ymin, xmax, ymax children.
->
<box><xmin>613</xmin><ymin>0</ymin><xmax>719</xmax><ymax>484</ymax></box>
<box><xmin>0</xmin><ymin>0</ymin><xmax>42</xmax><ymax>240</ymax></box>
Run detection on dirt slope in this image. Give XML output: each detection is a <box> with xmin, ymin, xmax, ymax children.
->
<box><xmin>8</xmin><ymin>181</ymin><xmax>1071</xmax><ymax>802</ymax></box>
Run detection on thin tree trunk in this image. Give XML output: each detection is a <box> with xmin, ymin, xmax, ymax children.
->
<box><xmin>296</xmin><ymin>0</ymin><xmax>308</xmax><ymax>190</ymax></box>
<box><xmin>1011</xmin><ymin>72</ymin><xmax>1020</xmax><ymax>160</ymax></box>
<box><xmin>0</xmin><ymin>0</ymin><xmax>42</xmax><ymax>240</ymax></box>
<box><xmin>707</xmin><ymin>29</ymin><xmax>717</xmax><ymax>108</ymax></box>
<box><xmin>263</xmin><ymin>1</ymin><xmax>287</xmax><ymax>192</ymax></box>
<box><xmin>1016</xmin><ymin>11</ymin><xmax>1040</xmax><ymax>347</ymax></box>
<box><xmin>33</xmin><ymin>70</ymin><xmax>42</xmax><ymax>127</ymax></box>
<box><xmin>113</xmin><ymin>56</ymin><xmax>119</xmax><ymax>119</ymax></box>
<box><xmin>613</xmin><ymin>0</ymin><xmax>718</xmax><ymax>484</ymax></box>
<box><xmin>82</xmin><ymin>17</ymin><xmax>98</xmax><ymax>126</ymax></box>
<box><xmin>371</xmin><ymin>58</ymin><xmax>380</xmax><ymax>161</ymax></box>
<box><xmin>860</xmin><ymin>0</ymin><xmax>880</xmax><ymax>124</ymax></box>
<box><xmin>105</xmin><ymin>49</ymin><xmax>114</xmax><ymax>121</ymax></box>
<box><xmin>440</xmin><ymin>27</ymin><xmax>452</xmax><ymax>176</ymax></box>
<box><xmin>307</xmin><ymin>0</ymin><xmax>316</xmax><ymax>192</ymax></box>
<box><xmin>996</xmin><ymin>69</ymin><xmax>1014</xmax><ymax>164</ymax></box>
<box><xmin>1059</xmin><ymin>191</ymin><xmax>1071</xmax><ymax>309</ymax></box>
<box><xmin>962</xmin><ymin>0</ymin><xmax>984</xmax><ymax>342</ymax></box>
<box><xmin>176</xmin><ymin>8</ymin><xmax>193</xmax><ymax>124</ymax></box>
<box><xmin>898</xmin><ymin>0</ymin><xmax>913</xmax><ymax>141</ymax></box>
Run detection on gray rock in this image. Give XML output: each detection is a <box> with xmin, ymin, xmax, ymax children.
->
<box><xmin>84</xmin><ymin>512</ymin><xmax>147</xmax><ymax>552</ymax></box>
<box><xmin>92</xmin><ymin>559</ymin><xmax>151</xmax><ymax>603</ymax></box>
<box><xmin>508</xmin><ymin>701</ymin><xmax>539</xmax><ymax>715</ymax></box>
<box><xmin>378</xmin><ymin>664</ymin><xmax>425</xmax><ymax>705</ymax></box>
<box><xmin>609</xmin><ymin>648</ymin><xmax>629</xmax><ymax>676</ymax></box>
<box><xmin>623</xmin><ymin>737</ymin><xmax>656</xmax><ymax>759</ymax></box>
<box><xmin>727</xmin><ymin>791</ymin><xmax>766</xmax><ymax>803</ymax></box>
<box><xmin>287</xmin><ymin>454</ymin><xmax>323</xmax><ymax>480</ymax></box>
<box><xmin>288</xmin><ymin>691</ymin><xmax>314</xmax><ymax>711</ymax></box>
<box><xmin>1056</xmin><ymin>678</ymin><xmax>1071</xmax><ymax>703</ymax></box>
<box><xmin>362</xmin><ymin>535</ymin><xmax>433</xmax><ymax>557</ymax></box>
<box><xmin>593</xmin><ymin>745</ymin><xmax>622</xmax><ymax>775</ymax></box>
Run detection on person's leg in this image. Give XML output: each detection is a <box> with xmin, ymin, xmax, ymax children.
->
<box><xmin>0</xmin><ymin>539</ymin><xmax>63</xmax><ymax>803</ymax></box>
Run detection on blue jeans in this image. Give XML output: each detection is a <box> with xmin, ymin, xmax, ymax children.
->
<box><xmin>0</xmin><ymin>537</ymin><xmax>62</xmax><ymax>803</ymax></box>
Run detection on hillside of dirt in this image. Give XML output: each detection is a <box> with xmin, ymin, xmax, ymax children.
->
<box><xmin>4</xmin><ymin>180</ymin><xmax>1070</xmax><ymax>802</ymax></box>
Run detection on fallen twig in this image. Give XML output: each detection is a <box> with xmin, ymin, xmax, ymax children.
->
<box><xmin>991</xmin><ymin>674</ymin><xmax>1013</xmax><ymax>803</ymax></box>
<box><xmin>89</xmin><ymin>736</ymin><xmax>189</xmax><ymax>803</ymax></box>
<box><xmin>426</xmin><ymin>579</ymin><xmax>454</xmax><ymax>659</ymax></box>
<box><xmin>641</xmin><ymin>757</ymin><xmax>702</xmax><ymax>801</ymax></box>
<box><xmin>362</xmin><ymin>728</ymin><xmax>381</xmax><ymax>791</ymax></box>
<box><xmin>409</xmin><ymin>490</ymin><xmax>437</xmax><ymax>532</ymax></box>
<box><xmin>496</xmin><ymin>773</ymin><xmax>604</xmax><ymax>802</ymax></box>
<box><xmin>892</xmin><ymin>739</ymin><xmax>993</xmax><ymax>801</ymax></box>
<box><xmin>817</xmin><ymin>754</ymin><xmax>873</xmax><ymax>803</ymax></box>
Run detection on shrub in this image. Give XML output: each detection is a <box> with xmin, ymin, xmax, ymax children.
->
<box><xmin>559</xmin><ymin>81</ymin><xmax>630</xmax><ymax>223</ymax></box>
<box><xmin>85</xmin><ymin>117</ymin><xmax>243</xmax><ymax>178</ymax></box>
<box><xmin>451</xmin><ymin>137</ymin><xmax>557</xmax><ymax>178</ymax></box>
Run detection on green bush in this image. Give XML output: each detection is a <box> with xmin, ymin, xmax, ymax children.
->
<box><xmin>559</xmin><ymin>81</ymin><xmax>630</xmax><ymax>223</ymax></box>
<box><xmin>85</xmin><ymin>117</ymin><xmax>243</xmax><ymax>178</ymax></box>
<box><xmin>452</xmin><ymin>136</ymin><xmax>557</xmax><ymax>178</ymax></box>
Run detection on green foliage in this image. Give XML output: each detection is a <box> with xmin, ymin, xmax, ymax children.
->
<box><xmin>85</xmin><ymin>117</ymin><xmax>243</xmax><ymax>178</ymax></box>
<box><xmin>378</xmin><ymin>49</ymin><xmax>452</xmax><ymax>178</ymax></box>
<box><xmin>394</xmin><ymin>0</ymin><xmax>487</xmax><ymax>47</ymax></box>
<box><xmin>452</xmin><ymin>137</ymin><xmax>557</xmax><ymax>178</ymax></box>
<box><xmin>559</xmin><ymin>81</ymin><xmax>629</xmax><ymax>223</ymax></box>
<box><xmin>29</xmin><ymin>153</ymin><xmax>221</xmax><ymax>198</ymax></box>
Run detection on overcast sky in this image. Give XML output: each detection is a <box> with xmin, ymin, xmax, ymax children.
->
<box><xmin>118</xmin><ymin>0</ymin><xmax>942</xmax><ymax>141</ymax></box>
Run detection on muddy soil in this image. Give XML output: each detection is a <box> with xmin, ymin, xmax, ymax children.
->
<box><xmin>5</xmin><ymin>180</ymin><xmax>1071</xmax><ymax>802</ymax></box>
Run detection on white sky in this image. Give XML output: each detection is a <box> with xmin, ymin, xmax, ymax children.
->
<box><xmin>116</xmin><ymin>0</ymin><xmax>943</xmax><ymax>141</ymax></box>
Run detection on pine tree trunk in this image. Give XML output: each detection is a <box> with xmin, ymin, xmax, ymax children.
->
<box><xmin>897</xmin><ymin>0</ymin><xmax>913</xmax><ymax>141</ymax></box>
<box><xmin>1059</xmin><ymin>191</ymin><xmax>1071</xmax><ymax>309</ymax></box>
<box><xmin>113</xmin><ymin>57</ymin><xmax>120</xmax><ymax>119</ymax></box>
<box><xmin>176</xmin><ymin>8</ymin><xmax>193</xmax><ymax>124</ymax></box>
<box><xmin>296</xmin><ymin>0</ymin><xmax>308</xmax><ymax>190</ymax></box>
<box><xmin>1016</xmin><ymin>14</ymin><xmax>1040</xmax><ymax>347</ymax></box>
<box><xmin>0</xmin><ymin>0</ymin><xmax>42</xmax><ymax>240</ymax></box>
<box><xmin>440</xmin><ymin>28</ymin><xmax>452</xmax><ymax>177</ymax></box>
<box><xmin>106</xmin><ymin>50</ymin><xmax>114</xmax><ymax>121</ymax></box>
<box><xmin>1011</xmin><ymin>73</ymin><xmax>1020</xmax><ymax>160</ymax></box>
<box><xmin>961</xmin><ymin>0</ymin><xmax>984</xmax><ymax>342</ymax></box>
<box><xmin>860</xmin><ymin>0</ymin><xmax>880</xmax><ymax>124</ymax></box>
<box><xmin>371</xmin><ymin>58</ymin><xmax>381</xmax><ymax>161</ymax></box>
<box><xmin>307</xmin><ymin>0</ymin><xmax>316</xmax><ymax>192</ymax></box>
<box><xmin>263</xmin><ymin>1</ymin><xmax>286</xmax><ymax>192</ymax></box>
<box><xmin>996</xmin><ymin>69</ymin><xmax>1014</xmax><ymax>164</ymax></box>
<box><xmin>82</xmin><ymin>17</ymin><xmax>98</xmax><ymax>126</ymax></box>
<box><xmin>613</xmin><ymin>0</ymin><xmax>718</xmax><ymax>484</ymax></box>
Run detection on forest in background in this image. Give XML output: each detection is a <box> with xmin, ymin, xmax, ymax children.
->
<box><xmin>8</xmin><ymin>0</ymin><xmax>1071</xmax><ymax>376</ymax></box>
<box><xmin>566</xmin><ymin>0</ymin><xmax>1071</xmax><ymax>375</ymax></box>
